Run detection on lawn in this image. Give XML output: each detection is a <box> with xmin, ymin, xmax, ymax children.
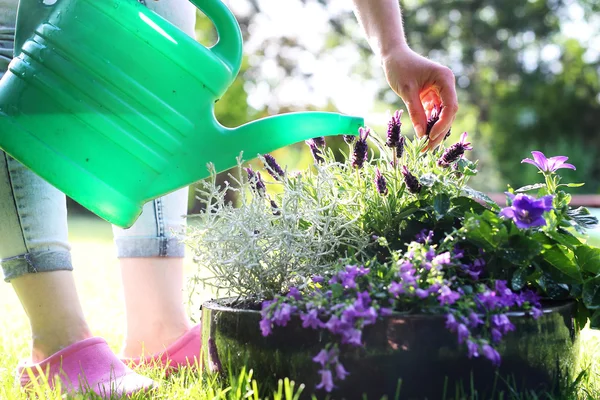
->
<box><xmin>1</xmin><ymin>216</ymin><xmax>600</xmax><ymax>399</ymax></box>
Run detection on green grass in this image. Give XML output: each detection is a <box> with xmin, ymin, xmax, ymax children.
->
<box><xmin>1</xmin><ymin>216</ymin><xmax>600</xmax><ymax>399</ymax></box>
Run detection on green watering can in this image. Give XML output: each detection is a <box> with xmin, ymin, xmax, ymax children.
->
<box><xmin>0</xmin><ymin>0</ymin><xmax>363</xmax><ymax>228</ymax></box>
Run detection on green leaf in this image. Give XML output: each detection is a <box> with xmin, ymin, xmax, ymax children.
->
<box><xmin>511</xmin><ymin>267</ymin><xmax>528</xmax><ymax>291</ymax></box>
<box><xmin>461</xmin><ymin>186</ymin><xmax>498</xmax><ymax>209</ymax></box>
<box><xmin>456</xmin><ymin>158</ymin><xmax>478</xmax><ymax>176</ymax></box>
<box><xmin>433</xmin><ymin>193</ymin><xmax>451</xmax><ymax>219</ymax></box>
<box><xmin>541</xmin><ymin>245</ymin><xmax>582</xmax><ymax>284</ymax></box>
<box><xmin>544</xmin><ymin>230</ymin><xmax>583</xmax><ymax>250</ymax></box>
<box><xmin>450</xmin><ymin>196</ymin><xmax>487</xmax><ymax>215</ymax></box>
<box><xmin>590</xmin><ymin>309</ymin><xmax>600</xmax><ymax>329</ymax></box>
<box><xmin>567</xmin><ymin>207</ymin><xmax>599</xmax><ymax>230</ymax></box>
<box><xmin>575</xmin><ymin>245</ymin><xmax>600</xmax><ymax>275</ymax></box>
<box><xmin>558</xmin><ymin>182</ymin><xmax>585</xmax><ymax>188</ymax></box>
<box><xmin>583</xmin><ymin>276</ymin><xmax>600</xmax><ymax>309</ymax></box>
<box><xmin>575</xmin><ymin>301</ymin><xmax>590</xmax><ymax>331</ymax></box>
<box><xmin>515</xmin><ymin>183</ymin><xmax>546</xmax><ymax>193</ymax></box>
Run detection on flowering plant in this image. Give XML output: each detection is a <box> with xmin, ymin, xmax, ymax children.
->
<box><xmin>187</xmin><ymin>110</ymin><xmax>599</xmax><ymax>393</ymax></box>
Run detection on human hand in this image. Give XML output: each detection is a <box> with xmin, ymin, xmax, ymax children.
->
<box><xmin>382</xmin><ymin>47</ymin><xmax>458</xmax><ymax>150</ymax></box>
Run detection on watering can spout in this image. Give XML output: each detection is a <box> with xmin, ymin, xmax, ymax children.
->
<box><xmin>222</xmin><ymin>112</ymin><xmax>364</xmax><ymax>165</ymax></box>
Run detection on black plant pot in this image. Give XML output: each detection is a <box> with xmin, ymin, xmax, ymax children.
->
<box><xmin>201</xmin><ymin>299</ymin><xmax>581</xmax><ymax>400</ymax></box>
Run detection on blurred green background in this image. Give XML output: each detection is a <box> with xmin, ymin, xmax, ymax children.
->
<box><xmin>67</xmin><ymin>0</ymin><xmax>600</xmax><ymax>214</ymax></box>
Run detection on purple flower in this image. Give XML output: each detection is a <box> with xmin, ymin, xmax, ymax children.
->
<box><xmin>438</xmin><ymin>132</ymin><xmax>473</xmax><ymax>167</ymax></box>
<box><xmin>463</xmin><ymin>258</ymin><xmax>484</xmax><ymax>280</ymax></box>
<box><xmin>245</xmin><ymin>167</ymin><xmax>266</xmax><ymax>195</ymax></box>
<box><xmin>416</xmin><ymin>229</ymin><xmax>434</xmax><ymax>244</ymax></box>
<box><xmin>457</xmin><ymin>324</ymin><xmax>470</xmax><ymax>344</ymax></box>
<box><xmin>426</xmin><ymin>105</ymin><xmax>441</xmax><ymax>137</ymax></box>
<box><xmin>270</xmin><ymin>199</ymin><xmax>281</xmax><ymax>216</ymax></box>
<box><xmin>316</xmin><ymin>369</ymin><xmax>335</xmax><ymax>392</ymax></box>
<box><xmin>438</xmin><ymin>286</ymin><xmax>461</xmax><ymax>305</ymax></box>
<box><xmin>286</xmin><ymin>287</ymin><xmax>302</xmax><ymax>301</ymax></box>
<box><xmin>306</xmin><ymin>139</ymin><xmax>325</xmax><ymax>164</ymax></box>
<box><xmin>343</xmin><ymin>134</ymin><xmax>356</xmax><ymax>144</ymax></box>
<box><xmin>477</xmin><ymin>290</ymin><xmax>500</xmax><ymax>310</ymax></box>
<box><xmin>491</xmin><ymin>314</ymin><xmax>515</xmax><ymax>334</ymax></box>
<box><xmin>468</xmin><ymin>312</ymin><xmax>484</xmax><ymax>328</ymax></box>
<box><xmin>380</xmin><ymin>307</ymin><xmax>393</xmax><ymax>316</ymax></box>
<box><xmin>481</xmin><ymin>343</ymin><xmax>501</xmax><ymax>366</ymax></box>
<box><xmin>499</xmin><ymin>193</ymin><xmax>554</xmax><ymax>229</ymax></box>
<box><xmin>389</xmin><ymin>281</ymin><xmax>404</xmax><ymax>297</ymax></box>
<box><xmin>374</xmin><ymin>168</ymin><xmax>388</xmax><ymax>196</ymax></box>
<box><xmin>357</xmin><ymin>265</ymin><xmax>370</xmax><ymax>276</ymax></box>
<box><xmin>259</xmin><ymin>318</ymin><xmax>272</xmax><ymax>336</ymax></box>
<box><xmin>402</xmin><ymin>166</ymin><xmax>422</xmax><ymax>194</ymax></box>
<box><xmin>351</xmin><ymin>127</ymin><xmax>370</xmax><ymax>168</ymax></box>
<box><xmin>341</xmin><ymin>328</ymin><xmax>363</xmax><ymax>346</ymax></box>
<box><xmin>301</xmin><ymin>309</ymin><xmax>323</xmax><ymax>329</ymax></box>
<box><xmin>491</xmin><ymin>328</ymin><xmax>503</xmax><ymax>343</ymax></box>
<box><xmin>312</xmin><ymin>136</ymin><xmax>326</xmax><ymax>148</ymax></box>
<box><xmin>356</xmin><ymin>291</ymin><xmax>371</xmax><ymax>308</ymax></box>
<box><xmin>262</xmin><ymin>154</ymin><xmax>285</xmax><ymax>181</ymax></box>
<box><xmin>272</xmin><ymin>303</ymin><xmax>295</xmax><ymax>326</ymax></box>
<box><xmin>415</xmin><ymin>288</ymin><xmax>429</xmax><ymax>299</ymax></box>
<box><xmin>396</xmin><ymin>136</ymin><xmax>406</xmax><ymax>159</ymax></box>
<box><xmin>312</xmin><ymin>275</ymin><xmax>324</xmax><ymax>284</ymax></box>
<box><xmin>433</xmin><ymin>252</ymin><xmax>452</xmax><ymax>267</ymax></box>
<box><xmin>386</xmin><ymin>110</ymin><xmax>403</xmax><ymax>148</ymax></box>
<box><xmin>446</xmin><ymin>313</ymin><xmax>459</xmax><ymax>331</ymax></box>
<box><xmin>425</xmin><ymin>247</ymin><xmax>436</xmax><ymax>261</ymax></box>
<box><xmin>467</xmin><ymin>340</ymin><xmax>479</xmax><ymax>358</ymax></box>
<box><xmin>522</xmin><ymin>151</ymin><xmax>576</xmax><ymax>173</ymax></box>
<box><xmin>530</xmin><ymin>307</ymin><xmax>543</xmax><ymax>319</ymax></box>
<box><xmin>335</xmin><ymin>362</ymin><xmax>350</xmax><ymax>380</ymax></box>
<box><xmin>313</xmin><ymin>349</ymin><xmax>331</xmax><ymax>366</ymax></box>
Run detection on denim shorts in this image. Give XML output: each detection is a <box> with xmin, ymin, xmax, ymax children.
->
<box><xmin>0</xmin><ymin>0</ymin><xmax>196</xmax><ymax>282</ymax></box>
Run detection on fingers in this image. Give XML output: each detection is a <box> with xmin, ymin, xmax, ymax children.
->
<box><xmin>403</xmin><ymin>88</ymin><xmax>428</xmax><ymax>139</ymax></box>
<box><xmin>427</xmin><ymin>68</ymin><xmax>458</xmax><ymax>149</ymax></box>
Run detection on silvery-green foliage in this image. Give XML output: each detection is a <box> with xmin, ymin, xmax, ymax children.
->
<box><xmin>185</xmin><ymin>156</ymin><xmax>369</xmax><ymax>300</ymax></box>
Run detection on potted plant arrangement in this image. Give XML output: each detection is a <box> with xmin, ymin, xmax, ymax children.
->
<box><xmin>186</xmin><ymin>110</ymin><xmax>599</xmax><ymax>399</ymax></box>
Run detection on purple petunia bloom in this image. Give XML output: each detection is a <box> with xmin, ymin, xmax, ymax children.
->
<box><xmin>312</xmin><ymin>275</ymin><xmax>324</xmax><ymax>284</ymax></box>
<box><xmin>415</xmin><ymin>288</ymin><xmax>429</xmax><ymax>299</ymax></box>
<box><xmin>522</xmin><ymin>151</ymin><xmax>576</xmax><ymax>173</ymax></box>
<box><xmin>499</xmin><ymin>193</ymin><xmax>554</xmax><ymax>229</ymax></box>
<box><xmin>341</xmin><ymin>328</ymin><xmax>363</xmax><ymax>346</ymax></box>
<box><xmin>468</xmin><ymin>312</ymin><xmax>484</xmax><ymax>328</ymax></box>
<box><xmin>316</xmin><ymin>369</ymin><xmax>335</xmax><ymax>392</ymax></box>
<box><xmin>491</xmin><ymin>314</ymin><xmax>515</xmax><ymax>334</ymax></box>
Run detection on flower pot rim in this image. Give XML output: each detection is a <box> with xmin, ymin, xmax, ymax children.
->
<box><xmin>202</xmin><ymin>297</ymin><xmax>577</xmax><ymax>319</ymax></box>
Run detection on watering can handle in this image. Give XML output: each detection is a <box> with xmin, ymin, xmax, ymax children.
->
<box><xmin>189</xmin><ymin>0</ymin><xmax>243</xmax><ymax>80</ymax></box>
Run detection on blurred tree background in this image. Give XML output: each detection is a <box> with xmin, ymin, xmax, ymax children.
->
<box><xmin>67</xmin><ymin>0</ymin><xmax>600</xmax><ymax>215</ymax></box>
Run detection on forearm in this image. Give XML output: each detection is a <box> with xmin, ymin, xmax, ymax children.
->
<box><xmin>352</xmin><ymin>0</ymin><xmax>409</xmax><ymax>58</ymax></box>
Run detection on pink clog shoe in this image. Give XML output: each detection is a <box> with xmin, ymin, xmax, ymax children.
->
<box><xmin>122</xmin><ymin>324</ymin><xmax>201</xmax><ymax>372</ymax></box>
<box><xmin>17</xmin><ymin>337</ymin><xmax>156</xmax><ymax>398</ymax></box>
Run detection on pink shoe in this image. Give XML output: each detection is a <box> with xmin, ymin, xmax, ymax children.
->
<box><xmin>16</xmin><ymin>337</ymin><xmax>156</xmax><ymax>398</ymax></box>
<box><xmin>122</xmin><ymin>324</ymin><xmax>201</xmax><ymax>372</ymax></box>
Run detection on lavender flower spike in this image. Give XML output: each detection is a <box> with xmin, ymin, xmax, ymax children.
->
<box><xmin>438</xmin><ymin>132</ymin><xmax>473</xmax><ymax>167</ymax></box>
<box><xmin>401</xmin><ymin>166</ymin><xmax>422</xmax><ymax>194</ymax></box>
<box><xmin>386</xmin><ymin>110</ymin><xmax>403</xmax><ymax>148</ymax></box>
<box><xmin>426</xmin><ymin>105</ymin><xmax>441</xmax><ymax>137</ymax></box>
<box><xmin>306</xmin><ymin>139</ymin><xmax>325</xmax><ymax>164</ymax></box>
<box><xmin>499</xmin><ymin>193</ymin><xmax>554</xmax><ymax>229</ymax></box>
<box><xmin>343</xmin><ymin>135</ymin><xmax>356</xmax><ymax>144</ymax></box>
<box><xmin>521</xmin><ymin>151</ymin><xmax>576</xmax><ymax>173</ymax></box>
<box><xmin>312</xmin><ymin>136</ymin><xmax>326</xmax><ymax>148</ymax></box>
<box><xmin>262</xmin><ymin>154</ymin><xmax>285</xmax><ymax>181</ymax></box>
<box><xmin>351</xmin><ymin>127</ymin><xmax>370</xmax><ymax>169</ymax></box>
<box><xmin>245</xmin><ymin>167</ymin><xmax>266</xmax><ymax>196</ymax></box>
<box><xmin>374</xmin><ymin>168</ymin><xmax>388</xmax><ymax>196</ymax></box>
